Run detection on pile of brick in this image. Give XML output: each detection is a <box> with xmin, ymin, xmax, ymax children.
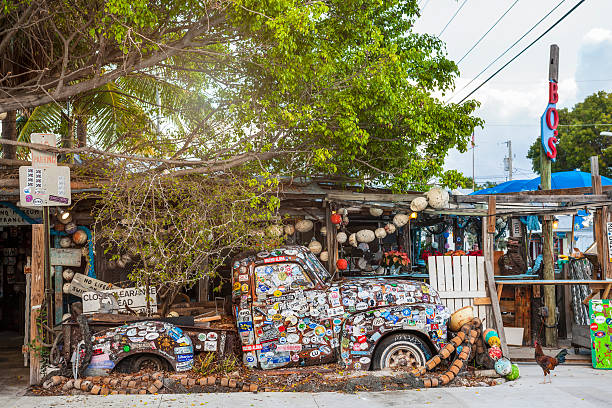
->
<box><xmin>45</xmin><ymin>372</ymin><xmax>258</xmax><ymax>395</ymax></box>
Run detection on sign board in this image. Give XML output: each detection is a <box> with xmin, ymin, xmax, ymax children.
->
<box><xmin>19</xmin><ymin>166</ymin><xmax>71</xmax><ymax>207</ymax></box>
<box><xmin>82</xmin><ymin>286</ymin><xmax>157</xmax><ymax>314</ymax></box>
<box><xmin>67</xmin><ymin>273</ymin><xmax>113</xmax><ymax>297</ymax></box>
<box><xmin>50</xmin><ymin>248</ymin><xmax>81</xmax><ymax>267</ymax></box>
<box><xmin>0</xmin><ymin>206</ymin><xmax>41</xmax><ymax>226</ymax></box>
<box><xmin>30</xmin><ymin>133</ymin><xmax>57</xmax><ymax>167</ymax></box>
<box><xmin>589</xmin><ymin>299</ymin><xmax>612</xmax><ymax>369</ymax></box>
<box><xmin>540</xmin><ymin>81</ymin><xmax>559</xmax><ymax>161</ymax></box>
<box><xmin>511</xmin><ymin>218</ymin><xmax>522</xmax><ymax>237</ymax></box>
<box><xmin>607</xmin><ymin>222</ymin><xmax>612</xmax><ymax>263</ymax></box>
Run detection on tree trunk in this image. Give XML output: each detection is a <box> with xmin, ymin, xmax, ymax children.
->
<box><xmin>1</xmin><ymin>110</ymin><xmax>17</xmax><ymax>160</ymax></box>
<box><xmin>77</xmin><ymin>116</ymin><xmax>87</xmax><ymax>147</ymax></box>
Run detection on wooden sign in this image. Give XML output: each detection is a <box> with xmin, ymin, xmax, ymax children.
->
<box><xmin>0</xmin><ymin>206</ymin><xmax>41</xmax><ymax>225</ymax></box>
<box><xmin>511</xmin><ymin>218</ymin><xmax>522</xmax><ymax>237</ymax></box>
<box><xmin>19</xmin><ymin>166</ymin><xmax>71</xmax><ymax>207</ymax></box>
<box><xmin>67</xmin><ymin>273</ymin><xmax>113</xmax><ymax>297</ymax></box>
<box><xmin>30</xmin><ymin>133</ymin><xmax>57</xmax><ymax>167</ymax></box>
<box><xmin>82</xmin><ymin>286</ymin><xmax>157</xmax><ymax>314</ymax></box>
<box><xmin>50</xmin><ymin>248</ymin><xmax>81</xmax><ymax>266</ymax></box>
<box><xmin>607</xmin><ymin>222</ymin><xmax>612</xmax><ymax>263</ymax></box>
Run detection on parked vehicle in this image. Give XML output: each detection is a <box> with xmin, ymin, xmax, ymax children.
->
<box><xmin>232</xmin><ymin>246</ymin><xmax>450</xmax><ymax>370</ymax></box>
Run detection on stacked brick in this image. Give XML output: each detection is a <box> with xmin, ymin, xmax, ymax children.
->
<box><xmin>50</xmin><ymin>372</ymin><xmax>258</xmax><ymax>395</ymax></box>
<box><xmin>410</xmin><ymin>317</ymin><xmax>485</xmax><ymax>388</ymax></box>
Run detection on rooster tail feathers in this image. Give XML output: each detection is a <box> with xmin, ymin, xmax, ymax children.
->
<box><xmin>555</xmin><ymin>349</ymin><xmax>569</xmax><ymax>364</ymax></box>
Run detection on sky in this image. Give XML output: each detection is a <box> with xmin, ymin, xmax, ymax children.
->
<box><xmin>413</xmin><ymin>0</ymin><xmax>612</xmax><ymax>186</ymax></box>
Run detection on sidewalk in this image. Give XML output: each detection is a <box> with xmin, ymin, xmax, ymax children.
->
<box><xmin>2</xmin><ymin>364</ymin><xmax>611</xmax><ymax>408</ymax></box>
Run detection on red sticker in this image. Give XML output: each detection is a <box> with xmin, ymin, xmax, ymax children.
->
<box><xmin>591</xmin><ymin>323</ymin><xmax>599</xmax><ymax>331</ymax></box>
<box><xmin>358</xmin><ymin>335</ymin><xmax>367</xmax><ymax>343</ymax></box>
<box><xmin>242</xmin><ymin>344</ymin><xmax>263</xmax><ymax>352</ymax></box>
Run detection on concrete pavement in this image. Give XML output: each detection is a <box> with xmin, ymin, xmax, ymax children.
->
<box><xmin>2</xmin><ymin>364</ymin><xmax>611</xmax><ymax>408</ymax></box>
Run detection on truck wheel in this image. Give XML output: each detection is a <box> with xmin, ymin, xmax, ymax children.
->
<box><xmin>130</xmin><ymin>355</ymin><xmax>169</xmax><ymax>372</ymax></box>
<box><xmin>371</xmin><ymin>333</ymin><xmax>432</xmax><ymax>370</ymax></box>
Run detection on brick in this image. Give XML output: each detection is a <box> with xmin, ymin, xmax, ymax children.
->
<box><xmin>90</xmin><ymin>385</ymin><xmax>101</xmax><ymax>395</ymax></box>
<box><xmin>109</xmin><ymin>379</ymin><xmax>119</xmax><ymax>387</ymax></box>
<box><xmin>207</xmin><ymin>376</ymin><xmax>216</xmax><ymax>386</ymax></box>
<box><xmin>92</xmin><ymin>376</ymin><xmax>102</xmax><ymax>383</ymax></box>
<box><xmin>102</xmin><ymin>377</ymin><xmax>111</xmax><ymax>385</ymax></box>
<box><xmin>148</xmin><ymin>385</ymin><xmax>159</xmax><ymax>394</ymax></box>
<box><xmin>228</xmin><ymin>379</ymin><xmax>237</xmax><ymax>388</ymax></box>
<box><xmin>242</xmin><ymin>384</ymin><xmax>249</xmax><ymax>392</ymax></box>
<box><xmin>187</xmin><ymin>378</ymin><xmax>196</xmax><ymax>387</ymax></box>
<box><xmin>220</xmin><ymin>378</ymin><xmax>229</xmax><ymax>387</ymax></box>
<box><xmin>423</xmin><ymin>379</ymin><xmax>431</xmax><ymax>388</ymax></box>
<box><xmin>110</xmin><ymin>391</ymin><xmax>119</xmax><ymax>395</ymax></box>
<box><xmin>119</xmin><ymin>390</ymin><xmax>127</xmax><ymax>395</ymax></box>
<box><xmin>80</xmin><ymin>380</ymin><xmax>92</xmax><ymax>392</ymax></box>
<box><xmin>73</xmin><ymin>379</ymin><xmax>82</xmax><ymax>390</ymax></box>
<box><xmin>151</xmin><ymin>372</ymin><xmax>163</xmax><ymax>381</ymax></box>
<box><xmin>141</xmin><ymin>375</ymin><xmax>150</xmax><ymax>382</ymax></box>
<box><xmin>139</xmin><ymin>389</ymin><xmax>147</xmax><ymax>395</ymax></box>
<box><xmin>51</xmin><ymin>376</ymin><xmax>64</xmax><ymax>386</ymax></box>
<box><xmin>431</xmin><ymin>378</ymin><xmax>439</xmax><ymax>387</ymax></box>
<box><xmin>249</xmin><ymin>383</ymin><xmax>258</xmax><ymax>393</ymax></box>
<box><xmin>198</xmin><ymin>377</ymin><xmax>207</xmax><ymax>386</ymax></box>
<box><xmin>100</xmin><ymin>387</ymin><xmax>110</xmax><ymax>396</ymax></box>
<box><xmin>120</xmin><ymin>380</ymin><xmax>129</xmax><ymax>388</ymax></box>
<box><xmin>153</xmin><ymin>379</ymin><xmax>163</xmax><ymax>389</ymax></box>
<box><xmin>62</xmin><ymin>379</ymin><xmax>74</xmax><ymax>391</ymax></box>
<box><xmin>129</xmin><ymin>388</ymin><xmax>140</xmax><ymax>394</ymax></box>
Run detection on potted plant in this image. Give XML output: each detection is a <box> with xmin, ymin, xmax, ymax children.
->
<box><xmin>382</xmin><ymin>250</ymin><xmax>410</xmax><ymax>275</ymax></box>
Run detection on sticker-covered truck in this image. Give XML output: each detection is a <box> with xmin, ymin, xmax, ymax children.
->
<box><xmin>232</xmin><ymin>245</ymin><xmax>450</xmax><ymax>371</ymax></box>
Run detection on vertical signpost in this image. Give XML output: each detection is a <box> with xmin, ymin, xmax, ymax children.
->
<box><xmin>541</xmin><ymin>45</ymin><xmax>559</xmax><ymax>347</ymax></box>
<box><xmin>18</xmin><ymin>133</ymin><xmax>71</xmax><ymax>385</ymax></box>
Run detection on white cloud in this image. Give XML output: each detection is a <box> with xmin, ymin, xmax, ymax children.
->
<box><xmin>583</xmin><ymin>28</ymin><xmax>612</xmax><ymax>44</ymax></box>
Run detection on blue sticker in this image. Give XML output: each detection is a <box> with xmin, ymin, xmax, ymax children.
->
<box><xmin>176</xmin><ymin>354</ymin><xmax>194</xmax><ymax>362</ymax></box>
<box><xmin>350</xmin><ymin>350</ymin><xmax>369</xmax><ymax>355</ymax></box>
<box><xmin>308</xmin><ymin>323</ymin><xmax>318</xmax><ymax>329</ymax></box>
<box><xmin>238</xmin><ymin>322</ymin><xmax>254</xmax><ymax>332</ymax></box>
<box><xmin>246</xmin><ymin>355</ymin><xmax>256</xmax><ymax>363</ymax></box>
<box><xmin>168</xmin><ymin>327</ymin><xmax>183</xmax><ymax>340</ymax></box>
<box><xmin>402</xmin><ymin>308</ymin><xmax>412</xmax><ymax>316</ymax></box>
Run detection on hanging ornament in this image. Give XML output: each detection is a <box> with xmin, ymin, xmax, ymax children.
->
<box><xmin>393</xmin><ymin>213</ymin><xmax>409</xmax><ymax>227</ymax></box>
<box><xmin>410</xmin><ymin>196</ymin><xmax>428</xmax><ymax>212</ymax></box>
<box><xmin>72</xmin><ymin>229</ymin><xmax>88</xmax><ymax>245</ymax></box>
<box><xmin>337</xmin><ymin>232</ymin><xmax>348</xmax><ymax>244</ymax></box>
<box><xmin>425</xmin><ymin>187</ymin><xmax>450</xmax><ymax>209</ymax></box>
<box><xmin>348</xmin><ymin>233</ymin><xmax>358</xmax><ymax>247</ymax></box>
<box><xmin>64</xmin><ymin>222</ymin><xmax>78</xmax><ymax>234</ymax></box>
<box><xmin>384</xmin><ymin>223</ymin><xmax>397</xmax><ymax>234</ymax></box>
<box><xmin>330</xmin><ymin>213</ymin><xmax>342</xmax><ymax>225</ymax></box>
<box><xmin>356</xmin><ymin>229</ymin><xmax>375</xmax><ymax>243</ymax></box>
<box><xmin>308</xmin><ymin>240</ymin><xmax>322</xmax><ymax>254</ymax></box>
<box><xmin>320</xmin><ymin>251</ymin><xmax>329</xmax><ymax>262</ymax></box>
<box><xmin>284</xmin><ymin>224</ymin><xmax>295</xmax><ymax>235</ymax></box>
<box><xmin>320</xmin><ymin>226</ymin><xmax>327</xmax><ymax>236</ymax></box>
<box><xmin>357</xmin><ymin>242</ymin><xmax>369</xmax><ymax>252</ymax></box>
<box><xmin>59</xmin><ymin>237</ymin><xmax>72</xmax><ymax>248</ymax></box>
<box><xmin>336</xmin><ymin>259</ymin><xmax>348</xmax><ymax>270</ymax></box>
<box><xmin>369</xmin><ymin>208</ymin><xmax>383</xmax><ymax>217</ymax></box>
<box><xmin>295</xmin><ymin>219</ymin><xmax>314</xmax><ymax>232</ymax></box>
<box><xmin>337</xmin><ymin>208</ymin><xmax>348</xmax><ymax>215</ymax></box>
<box><xmin>62</xmin><ymin>268</ymin><xmax>75</xmax><ymax>281</ymax></box>
<box><xmin>375</xmin><ymin>228</ymin><xmax>387</xmax><ymax>239</ymax></box>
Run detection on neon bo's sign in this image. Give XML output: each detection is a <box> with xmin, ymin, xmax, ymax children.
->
<box><xmin>540</xmin><ymin>81</ymin><xmax>559</xmax><ymax>160</ymax></box>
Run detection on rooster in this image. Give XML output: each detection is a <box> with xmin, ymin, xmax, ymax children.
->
<box><xmin>534</xmin><ymin>340</ymin><xmax>568</xmax><ymax>383</ymax></box>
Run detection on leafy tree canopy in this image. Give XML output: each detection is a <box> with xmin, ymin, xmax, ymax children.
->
<box><xmin>527</xmin><ymin>91</ymin><xmax>612</xmax><ymax>177</ymax></box>
<box><xmin>2</xmin><ymin>0</ymin><xmax>482</xmax><ymax>190</ymax></box>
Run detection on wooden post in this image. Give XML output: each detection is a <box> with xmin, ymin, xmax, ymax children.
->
<box><xmin>541</xmin><ymin>45</ymin><xmax>558</xmax><ymax>347</ymax></box>
<box><xmin>53</xmin><ymin>235</ymin><xmax>64</xmax><ymax>325</ymax></box>
<box><xmin>325</xmin><ymin>202</ymin><xmax>339</xmax><ymax>279</ymax></box>
<box><xmin>482</xmin><ymin>213</ymin><xmax>509</xmax><ymax>356</ymax></box>
<box><xmin>591</xmin><ymin>156</ymin><xmax>611</xmax><ymax>279</ymax></box>
<box><xmin>30</xmin><ymin>224</ymin><xmax>45</xmax><ymax>385</ymax></box>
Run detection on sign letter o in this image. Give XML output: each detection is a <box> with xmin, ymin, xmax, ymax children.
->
<box><xmin>546</xmin><ymin>107</ymin><xmax>558</xmax><ymax>130</ymax></box>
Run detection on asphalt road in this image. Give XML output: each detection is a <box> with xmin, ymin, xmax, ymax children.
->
<box><xmin>2</xmin><ymin>364</ymin><xmax>611</xmax><ymax>408</ymax></box>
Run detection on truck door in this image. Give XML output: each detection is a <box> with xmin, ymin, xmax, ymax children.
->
<box><xmin>251</xmin><ymin>261</ymin><xmax>336</xmax><ymax>369</ymax></box>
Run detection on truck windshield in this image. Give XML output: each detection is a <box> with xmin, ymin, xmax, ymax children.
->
<box><xmin>303</xmin><ymin>251</ymin><xmax>332</xmax><ymax>283</ymax></box>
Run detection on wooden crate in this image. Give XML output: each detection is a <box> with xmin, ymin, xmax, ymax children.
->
<box><xmin>428</xmin><ymin>256</ymin><xmax>492</xmax><ymax>328</ymax></box>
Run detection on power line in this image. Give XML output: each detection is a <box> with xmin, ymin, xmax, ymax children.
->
<box><xmin>484</xmin><ymin>123</ymin><xmax>612</xmax><ymax>127</ymax></box>
<box><xmin>447</xmin><ymin>0</ymin><xmax>568</xmax><ymax>103</ymax></box>
<box><xmin>457</xmin><ymin>0</ymin><xmax>520</xmax><ymax>65</ymax></box>
<box><xmin>457</xmin><ymin>0</ymin><xmax>586</xmax><ymax>104</ymax></box>
<box><xmin>421</xmin><ymin>0</ymin><xmax>431</xmax><ymax>12</ymax></box>
<box><xmin>438</xmin><ymin>0</ymin><xmax>469</xmax><ymax>37</ymax></box>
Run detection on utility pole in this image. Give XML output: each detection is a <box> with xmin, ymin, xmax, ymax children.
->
<box><xmin>541</xmin><ymin>44</ymin><xmax>558</xmax><ymax>347</ymax></box>
<box><xmin>472</xmin><ymin>131</ymin><xmax>476</xmax><ymax>192</ymax></box>
<box><xmin>503</xmin><ymin>140</ymin><xmax>513</xmax><ymax>180</ymax></box>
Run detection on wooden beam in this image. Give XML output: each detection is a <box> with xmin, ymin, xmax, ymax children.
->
<box><xmin>326</xmin><ymin>191</ymin><xmax>422</xmax><ymax>203</ymax></box>
<box><xmin>30</xmin><ymin>225</ymin><xmax>44</xmax><ymax>385</ymax></box>
<box><xmin>483</xmin><ymin>215</ymin><xmax>509</xmax><ymax>356</ymax></box>
<box><xmin>487</xmin><ymin>196</ymin><xmax>496</xmax><ymax>234</ymax></box>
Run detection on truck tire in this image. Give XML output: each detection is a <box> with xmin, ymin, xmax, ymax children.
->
<box><xmin>371</xmin><ymin>333</ymin><xmax>432</xmax><ymax>370</ymax></box>
<box><xmin>130</xmin><ymin>354</ymin><xmax>169</xmax><ymax>372</ymax></box>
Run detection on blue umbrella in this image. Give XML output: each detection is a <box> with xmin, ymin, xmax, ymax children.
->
<box><xmin>471</xmin><ymin>170</ymin><xmax>612</xmax><ymax>195</ymax></box>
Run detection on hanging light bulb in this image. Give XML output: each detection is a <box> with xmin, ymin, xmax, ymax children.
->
<box><xmin>409</xmin><ymin>212</ymin><xmax>418</xmax><ymax>219</ymax></box>
<box><xmin>57</xmin><ymin>207</ymin><xmax>72</xmax><ymax>224</ymax></box>
<box><xmin>552</xmin><ymin>218</ymin><xmax>559</xmax><ymax>230</ymax></box>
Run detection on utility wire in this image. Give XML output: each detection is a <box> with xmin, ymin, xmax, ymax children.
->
<box><xmin>456</xmin><ymin>0</ymin><xmax>586</xmax><ymax>104</ymax></box>
<box><xmin>421</xmin><ymin>0</ymin><xmax>431</xmax><ymax>12</ymax></box>
<box><xmin>447</xmin><ymin>0</ymin><xmax>568</xmax><ymax>103</ymax></box>
<box><xmin>457</xmin><ymin>0</ymin><xmax>520</xmax><ymax>65</ymax></box>
<box><xmin>438</xmin><ymin>0</ymin><xmax>469</xmax><ymax>37</ymax></box>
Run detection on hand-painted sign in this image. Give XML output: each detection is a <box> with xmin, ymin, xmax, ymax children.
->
<box><xmin>0</xmin><ymin>206</ymin><xmax>41</xmax><ymax>226</ymax></box>
<box><xmin>67</xmin><ymin>273</ymin><xmax>113</xmax><ymax>297</ymax></box>
<box><xmin>607</xmin><ymin>222</ymin><xmax>612</xmax><ymax>263</ymax></box>
<box><xmin>30</xmin><ymin>133</ymin><xmax>58</xmax><ymax>167</ymax></box>
<box><xmin>50</xmin><ymin>248</ymin><xmax>81</xmax><ymax>266</ymax></box>
<box><xmin>540</xmin><ymin>80</ymin><xmax>559</xmax><ymax>161</ymax></box>
<box><xmin>82</xmin><ymin>286</ymin><xmax>157</xmax><ymax>314</ymax></box>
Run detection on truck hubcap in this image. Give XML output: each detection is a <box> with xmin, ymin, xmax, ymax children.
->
<box><xmin>384</xmin><ymin>344</ymin><xmax>423</xmax><ymax>369</ymax></box>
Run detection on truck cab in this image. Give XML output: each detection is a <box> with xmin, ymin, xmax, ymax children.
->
<box><xmin>232</xmin><ymin>246</ymin><xmax>450</xmax><ymax>371</ymax></box>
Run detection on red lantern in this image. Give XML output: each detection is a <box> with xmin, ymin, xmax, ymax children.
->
<box><xmin>336</xmin><ymin>259</ymin><xmax>348</xmax><ymax>270</ymax></box>
<box><xmin>331</xmin><ymin>213</ymin><xmax>342</xmax><ymax>225</ymax></box>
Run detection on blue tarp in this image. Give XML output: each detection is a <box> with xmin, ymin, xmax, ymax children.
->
<box><xmin>471</xmin><ymin>170</ymin><xmax>612</xmax><ymax>195</ymax></box>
